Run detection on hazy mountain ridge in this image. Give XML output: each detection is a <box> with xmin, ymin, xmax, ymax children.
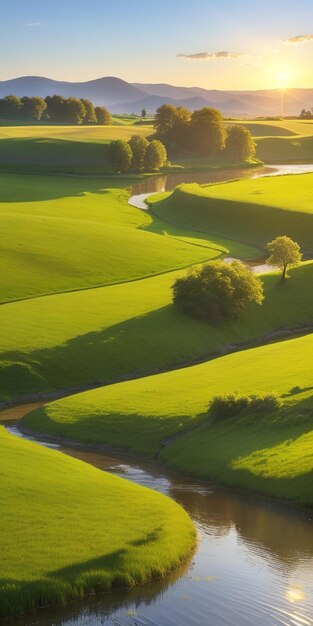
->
<box><xmin>0</xmin><ymin>75</ymin><xmax>312</xmax><ymax>116</ymax></box>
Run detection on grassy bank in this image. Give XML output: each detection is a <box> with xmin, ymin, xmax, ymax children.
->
<box><xmin>150</xmin><ymin>173</ymin><xmax>313</xmax><ymax>253</ymax></box>
<box><xmin>1</xmin><ymin>261</ymin><xmax>313</xmax><ymax>401</ymax></box>
<box><xmin>0</xmin><ymin>426</ymin><xmax>195</xmax><ymax>619</ymax></box>
<box><xmin>23</xmin><ymin>333</ymin><xmax>313</xmax><ymax>507</ymax></box>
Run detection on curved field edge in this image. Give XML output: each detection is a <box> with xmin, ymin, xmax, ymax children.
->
<box><xmin>22</xmin><ymin>333</ymin><xmax>313</xmax><ymax>507</ymax></box>
<box><xmin>0</xmin><ymin>427</ymin><xmax>195</xmax><ymax>619</ymax></box>
<box><xmin>149</xmin><ymin>173</ymin><xmax>313</xmax><ymax>254</ymax></box>
<box><xmin>1</xmin><ymin>261</ymin><xmax>313</xmax><ymax>402</ymax></box>
<box><xmin>0</xmin><ymin>172</ymin><xmax>228</xmax><ymax>304</ymax></box>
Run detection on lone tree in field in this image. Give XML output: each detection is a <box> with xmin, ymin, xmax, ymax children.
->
<box><xmin>172</xmin><ymin>260</ymin><xmax>264</xmax><ymax>323</ymax></box>
<box><xmin>109</xmin><ymin>140</ymin><xmax>133</xmax><ymax>173</ymax></box>
<box><xmin>266</xmin><ymin>236</ymin><xmax>302</xmax><ymax>279</ymax></box>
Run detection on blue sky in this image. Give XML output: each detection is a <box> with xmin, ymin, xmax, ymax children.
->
<box><xmin>1</xmin><ymin>0</ymin><xmax>313</xmax><ymax>88</ymax></box>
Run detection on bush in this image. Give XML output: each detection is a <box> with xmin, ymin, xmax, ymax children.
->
<box><xmin>209</xmin><ymin>392</ymin><xmax>281</xmax><ymax>422</ymax></box>
<box><xmin>209</xmin><ymin>393</ymin><xmax>250</xmax><ymax>422</ymax></box>
<box><xmin>172</xmin><ymin>260</ymin><xmax>264</xmax><ymax>323</ymax></box>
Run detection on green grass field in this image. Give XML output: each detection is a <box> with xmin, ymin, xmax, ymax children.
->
<box><xmin>23</xmin><ymin>333</ymin><xmax>313</xmax><ymax>506</ymax></box>
<box><xmin>1</xmin><ymin>260</ymin><xmax>313</xmax><ymax>401</ymax></box>
<box><xmin>0</xmin><ymin>426</ymin><xmax>195</xmax><ymax>619</ymax></box>
<box><xmin>0</xmin><ymin>172</ymin><xmax>229</xmax><ymax>302</ymax></box>
<box><xmin>150</xmin><ymin>173</ymin><xmax>313</xmax><ymax>253</ymax></box>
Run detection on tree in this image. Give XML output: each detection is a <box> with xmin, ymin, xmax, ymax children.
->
<box><xmin>172</xmin><ymin>260</ymin><xmax>264</xmax><ymax>323</ymax></box>
<box><xmin>224</xmin><ymin>125</ymin><xmax>256</xmax><ymax>161</ymax></box>
<box><xmin>80</xmin><ymin>98</ymin><xmax>97</xmax><ymax>124</ymax></box>
<box><xmin>95</xmin><ymin>106</ymin><xmax>112</xmax><ymax>125</ymax></box>
<box><xmin>0</xmin><ymin>95</ymin><xmax>22</xmax><ymax>118</ymax></box>
<box><xmin>45</xmin><ymin>95</ymin><xmax>67</xmax><ymax>121</ymax></box>
<box><xmin>64</xmin><ymin>98</ymin><xmax>86</xmax><ymax>124</ymax></box>
<box><xmin>141</xmin><ymin>108</ymin><xmax>147</xmax><ymax>120</ymax></box>
<box><xmin>109</xmin><ymin>139</ymin><xmax>133</xmax><ymax>173</ymax></box>
<box><xmin>266</xmin><ymin>236</ymin><xmax>302</xmax><ymax>279</ymax></box>
<box><xmin>128</xmin><ymin>135</ymin><xmax>149</xmax><ymax>171</ymax></box>
<box><xmin>154</xmin><ymin>104</ymin><xmax>191</xmax><ymax>151</ymax></box>
<box><xmin>144</xmin><ymin>139</ymin><xmax>167</xmax><ymax>171</ymax></box>
<box><xmin>21</xmin><ymin>96</ymin><xmax>47</xmax><ymax>120</ymax></box>
<box><xmin>189</xmin><ymin>107</ymin><xmax>226</xmax><ymax>157</ymax></box>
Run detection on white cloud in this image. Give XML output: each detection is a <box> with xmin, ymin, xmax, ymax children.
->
<box><xmin>177</xmin><ymin>50</ymin><xmax>247</xmax><ymax>61</ymax></box>
<box><xmin>25</xmin><ymin>22</ymin><xmax>42</xmax><ymax>27</ymax></box>
<box><xmin>284</xmin><ymin>34</ymin><xmax>313</xmax><ymax>44</ymax></box>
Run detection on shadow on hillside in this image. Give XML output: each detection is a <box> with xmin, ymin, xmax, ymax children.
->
<box><xmin>0</xmin><ymin>138</ymin><xmax>145</xmax><ymax>202</ymax></box>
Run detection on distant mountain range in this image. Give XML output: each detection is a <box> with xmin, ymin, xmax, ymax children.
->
<box><xmin>0</xmin><ymin>75</ymin><xmax>312</xmax><ymax>116</ymax></box>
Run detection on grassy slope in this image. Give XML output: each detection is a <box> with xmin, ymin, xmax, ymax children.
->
<box><xmin>23</xmin><ymin>334</ymin><xmax>313</xmax><ymax>506</ymax></box>
<box><xmin>0</xmin><ymin>125</ymin><xmax>153</xmax><ymax>174</ymax></box>
<box><xmin>0</xmin><ymin>427</ymin><xmax>195</xmax><ymax>619</ymax></box>
<box><xmin>0</xmin><ymin>173</ymin><xmax>226</xmax><ymax>302</ymax></box>
<box><xmin>150</xmin><ymin>174</ymin><xmax>313</xmax><ymax>253</ymax></box>
<box><xmin>229</xmin><ymin>119</ymin><xmax>313</xmax><ymax>137</ymax></box>
<box><xmin>255</xmin><ymin>135</ymin><xmax>313</xmax><ymax>163</ymax></box>
<box><xmin>1</xmin><ymin>261</ymin><xmax>313</xmax><ymax>401</ymax></box>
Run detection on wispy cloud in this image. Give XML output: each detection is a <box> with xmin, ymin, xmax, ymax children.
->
<box><xmin>177</xmin><ymin>50</ymin><xmax>247</xmax><ymax>61</ymax></box>
<box><xmin>284</xmin><ymin>34</ymin><xmax>313</xmax><ymax>44</ymax></box>
<box><xmin>25</xmin><ymin>21</ymin><xmax>42</xmax><ymax>27</ymax></box>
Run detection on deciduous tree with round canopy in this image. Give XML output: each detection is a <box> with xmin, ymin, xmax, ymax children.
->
<box><xmin>224</xmin><ymin>125</ymin><xmax>256</xmax><ymax>161</ymax></box>
<box><xmin>172</xmin><ymin>260</ymin><xmax>264</xmax><ymax>323</ymax></box>
<box><xmin>129</xmin><ymin>134</ymin><xmax>149</xmax><ymax>171</ymax></box>
<box><xmin>144</xmin><ymin>140</ymin><xmax>167</xmax><ymax>171</ymax></box>
<box><xmin>109</xmin><ymin>139</ymin><xmax>133</xmax><ymax>173</ymax></box>
<box><xmin>266</xmin><ymin>236</ymin><xmax>302</xmax><ymax>279</ymax></box>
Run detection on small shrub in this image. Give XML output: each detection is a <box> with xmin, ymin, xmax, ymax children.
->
<box><xmin>209</xmin><ymin>393</ymin><xmax>250</xmax><ymax>422</ymax></box>
<box><xmin>209</xmin><ymin>392</ymin><xmax>281</xmax><ymax>422</ymax></box>
<box><xmin>249</xmin><ymin>392</ymin><xmax>281</xmax><ymax>413</ymax></box>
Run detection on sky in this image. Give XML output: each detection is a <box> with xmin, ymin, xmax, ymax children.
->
<box><xmin>1</xmin><ymin>0</ymin><xmax>313</xmax><ymax>90</ymax></box>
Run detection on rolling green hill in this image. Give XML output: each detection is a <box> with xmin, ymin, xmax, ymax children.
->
<box><xmin>150</xmin><ymin>173</ymin><xmax>313</xmax><ymax>253</ymax></box>
<box><xmin>0</xmin><ymin>173</ymin><xmax>226</xmax><ymax>303</ymax></box>
<box><xmin>0</xmin><ymin>426</ymin><xmax>195</xmax><ymax>619</ymax></box>
<box><xmin>23</xmin><ymin>333</ymin><xmax>313</xmax><ymax>506</ymax></box>
<box><xmin>1</xmin><ymin>261</ymin><xmax>313</xmax><ymax>401</ymax></box>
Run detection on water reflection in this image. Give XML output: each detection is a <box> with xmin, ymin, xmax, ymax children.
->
<box><xmin>8</xmin><ymin>441</ymin><xmax>310</xmax><ymax>626</ymax></box>
<box><xmin>129</xmin><ymin>163</ymin><xmax>313</xmax><ymax>204</ymax></box>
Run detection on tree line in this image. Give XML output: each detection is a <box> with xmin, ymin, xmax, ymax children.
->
<box><xmin>0</xmin><ymin>94</ymin><xmax>112</xmax><ymax>125</ymax></box>
<box><xmin>153</xmin><ymin>104</ymin><xmax>256</xmax><ymax>161</ymax></box>
<box><xmin>109</xmin><ymin>136</ymin><xmax>167</xmax><ymax>173</ymax></box>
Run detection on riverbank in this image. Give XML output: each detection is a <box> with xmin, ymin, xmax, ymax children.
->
<box><xmin>20</xmin><ymin>331</ymin><xmax>313</xmax><ymax>509</ymax></box>
<box><xmin>0</xmin><ymin>425</ymin><xmax>196</xmax><ymax>620</ymax></box>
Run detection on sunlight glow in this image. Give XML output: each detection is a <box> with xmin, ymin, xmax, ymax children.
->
<box><xmin>286</xmin><ymin>585</ymin><xmax>305</xmax><ymax>603</ymax></box>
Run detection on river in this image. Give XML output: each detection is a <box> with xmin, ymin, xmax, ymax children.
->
<box><xmin>3</xmin><ymin>162</ymin><xmax>313</xmax><ymax>626</ymax></box>
<box><xmin>128</xmin><ymin>163</ymin><xmax>313</xmax><ymax>210</ymax></box>
<box><xmin>2</xmin><ymin>413</ymin><xmax>313</xmax><ymax>626</ymax></box>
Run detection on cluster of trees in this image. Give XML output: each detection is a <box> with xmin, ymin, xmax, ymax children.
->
<box><xmin>109</xmin><ymin>135</ymin><xmax>167</xmax><ymax>173</ymax></box>
<box><xmin>0</xmin><ymin>94</ymin><xmax>112</xmax><ymax>125</ymax></box>
<box><xmin>299</xmin><ymin>108</ymin><xmax>313</xmax><ymax>119</ymax></box>
<box><xmin>153</xmin><ymin>104</ymin><xmax>256</xmax><ymax>161</ymax></box>
<box><xmin>172</xmin><ymin>236</ymin><xmax>302</xmax><ymax>324</ymax></box>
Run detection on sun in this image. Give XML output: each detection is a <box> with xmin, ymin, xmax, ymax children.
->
<box><xmin>277</xmin><ymin>71</ymin><xmax>290</xmax><ymax>86</ymax></box>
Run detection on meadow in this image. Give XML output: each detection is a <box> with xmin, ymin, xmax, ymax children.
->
<box><xmin>0</xmin><ymin>172</ymin><xmax>224</xmax><ymax>302</ymax></box>
<box><xmin>1</xmin><ymin>260</ymin><xmax>313</xmax><ymax>401</ymax></box>
<box><xmin>0</xmin><ymin>117</ymin><xmax>312</xmax><ymax>176</ymax></box>
<box><xmin>0</xmin><ymin>426</ymin><xmax>195</xmax><ymax>618</ymax></box>
<box><xmin>150</xmin><ymin>173</ymin><xmax>313</xmax><ymax>253</ymax></box>
<box><xmin>23</xmin><ymin>333</ymin><xmax>313</xmax><ymax>506</ymax></box>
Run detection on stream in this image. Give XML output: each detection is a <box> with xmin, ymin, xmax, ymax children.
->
<box><xmin>3</xmin><ymin>162</ymin><xmax>313</xmax><ymax>626</ymax></box>
<box><xmin>2</xmin><ymin>410</ymin><xmax>313</xmax><ymax>626</ymax></box>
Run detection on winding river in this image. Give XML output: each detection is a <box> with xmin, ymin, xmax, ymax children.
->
<box><xmin>2</xmin><ymin>162</ymin><xmax>313</xmax><ymax>626</ymax></box>
<box><xmin>1</xmin><ymin>414</ymin><xmax>313</xmax><ymax>626</ymax></box>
